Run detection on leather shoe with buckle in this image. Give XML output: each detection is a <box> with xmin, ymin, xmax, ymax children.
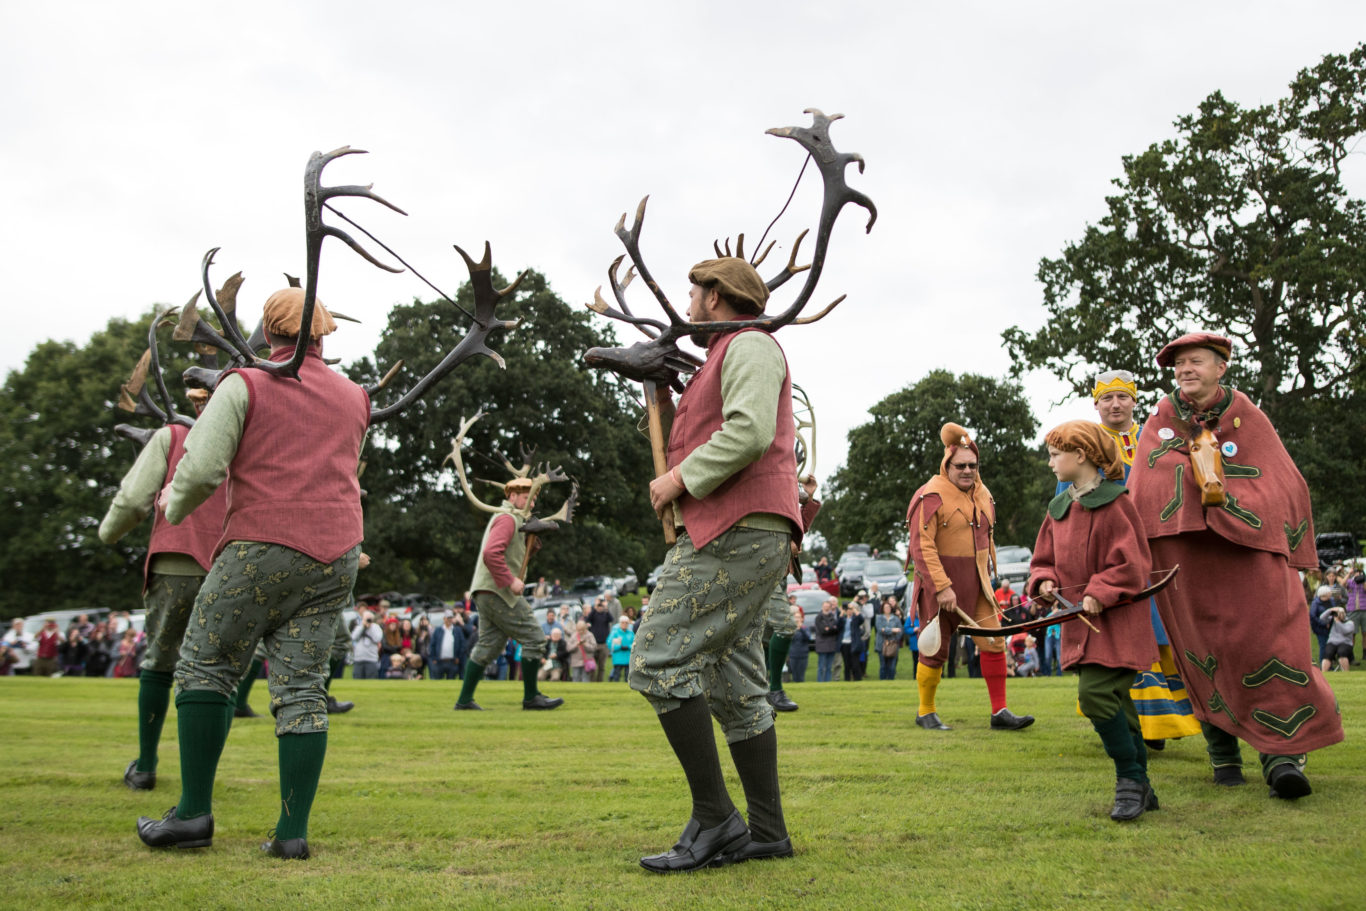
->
<box><xmin>262</xmin><ymin>836</ymin><xmax>311</xmax><ymax>859</ymax></box>
<box><xmin>915</xmin><ymin>712</ymin><xmax>951</xmax><ymax>731</ymax></box>
<box><xmin>711</xmin><ymin>835</ymin><xmax>793</xmax><ymax>866</ymax></box>
<box><xmin>522</xmin><ymin>693</ymin><xmax>564</xmax><ymax>711</ymax></box>
<box><xmin>766</xmin><ymin>690</ymin><xmax>798</xmax><ymax>713</ymax></box>
<box><xmin>137</xmin><ymin>806</ymin><xmax>213</xmax><ymax>849</ymax></box>
<box><xmin>1267</xmin><ymin>763</ymin><xmax>1312</xmax><ymax>800</ymax></box>
<box><xmin>124</xmin><ymin>759</ymin><xmax>155</xmax><ymax>791</ymax></box>
<box><xmin>640</xmin><ymin>810</ymin><xmax>751</xmax><ymax>873</ymax></box>
<box><xmin>453</xmin><ymin>701</ymin><xmax>484</xmax><ymax>711</ymax></box>
<box><xmin>1110</xmin><ymin>778</ymin><xmax>1159</xmax><ymax>821</ymax></box>
<box><xmin>326</xmin><ymin>696</ymin><xmax>354</xmax><ymax>714</ymax></box>
<box><xmin>990</xmin><ymin>708</ymin><xmax>1035</xmax><ymax>730</ymax></box>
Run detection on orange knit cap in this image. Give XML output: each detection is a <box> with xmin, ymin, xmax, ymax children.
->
<box><xmin>261</xmin><ymin>288</ymin><xmax>338</xmax><ymax>339</ymax></box>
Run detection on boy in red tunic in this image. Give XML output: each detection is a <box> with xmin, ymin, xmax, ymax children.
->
<box><xmin>1029</xmin><ymin>421</ymin><xmax>1159</xmax><ymax>820</ymax></box>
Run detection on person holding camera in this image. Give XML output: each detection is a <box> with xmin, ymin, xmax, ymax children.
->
<box><xmin>1344</xmin><ymin>566</ymin><xmax>1366</xmax><ymax>664</ymax></box>
<box><xmin>1320</xmin><ymin>606</ymin><xmax>1355</xmax><ymax>673</ymax></box>
<box><xmin>352</xmin><ymin>609</ymin><xmax>384</xmax><ymax>680</ymax></box>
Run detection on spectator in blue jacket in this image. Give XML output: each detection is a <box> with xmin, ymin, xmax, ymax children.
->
<box><xmin>607</xmin><ymin>615</ymin><xmax>636</xmax><ymax>682</ymax></box>
<box><xmin>429</xmin><ymin>612</ymin><xmax>467</xmax><ymax>680</ymax></box>
<box><xmin>1309</xmin><ymin>586</ymin><xmax>1336</xmax><ymax>662</ymax></box>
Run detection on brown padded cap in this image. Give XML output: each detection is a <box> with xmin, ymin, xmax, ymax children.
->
<box><xmin>504</xmin><ymin>477</ymin><xmax>534</xmax><ymax>496</ymax></box>
<box><xmin>1155</xmin><ymin>331</ymin><xmax>1231</xmax><ymax>368</ymax></box>
<box><xmin>688</xmin><ymin>257</ymin><xmax>769</xmax><ymax>314</ymax></box>
<box><xmin>262</xmin><ymin>288</ymin><xmax>338</xmax><ymax>339</ymax></box>
<box><xmin>1045</xmin><ymin>420</ymin><xmax>1125</xmax><ymax>481</ymax></box>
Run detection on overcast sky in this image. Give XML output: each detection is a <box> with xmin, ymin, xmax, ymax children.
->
<box><xmin>3</xmin><ymin>2</ymin><xmax>1362</xmax><ymax>480</ymax></box>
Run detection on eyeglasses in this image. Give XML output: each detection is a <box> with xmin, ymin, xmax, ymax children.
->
<box><xmin>949</xmin><ymin>461</ymin><xmax>978</xmax><ymax>471</ymax></box>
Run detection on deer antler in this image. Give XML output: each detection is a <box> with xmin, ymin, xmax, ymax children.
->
<box><xmin>441</xmin><ymin>411</ymin><xmax>507</xmax><ymax>516</ymax></box>
<box><xmin>521</xmin><ymin>480</ymin><xmax>578</xmax><ymax>535</ymax></box>
<box><xmin>368</xmin><ymin>242</ymin><xmax>523</xmax><ymax>423</ymax></box>
<box><xmin>583</xmin><ymin>109</ymin><xmax>874</xmax><ymax>390</ymax></box>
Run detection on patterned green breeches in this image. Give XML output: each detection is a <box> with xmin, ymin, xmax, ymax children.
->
<box><xmin>175</xmin><ymin>541</ymin><xmax>360</xmax><ymax>736</ymax></box>
<box><xmin>762</xmin><ymin>580</ymin><xmax>798</xmax><ymax>639</ymax></box>
<box><xmin>140</xmin><ymin>573</ymin><xmax>205</xmax><ymax>674</ymax></box>
<box><xmin>253</xmin><ymin>610</ymin><xmax>348</xmax><ymax>664</ymax></box>
<box><xmin>470</xmin><ymin>591</ymin><xmax>545</xmax><ymax>666</ymax></box>
<box><xmin>629</xmin><ymin>527</ymin><xmax>790</xmax><ymax>744</ymax></box>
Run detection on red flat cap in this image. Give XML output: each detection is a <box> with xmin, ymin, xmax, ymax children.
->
<box><xmin>1155</xmin><ymin>332</ymin><xmax>1232</xmax><ymax>368</ymax></box>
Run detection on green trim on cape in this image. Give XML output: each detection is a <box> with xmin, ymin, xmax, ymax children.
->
<box><xmin>1046</xmin><ymin>478</ymin><xmax>1127</xmax><ymax>520</ymax></box>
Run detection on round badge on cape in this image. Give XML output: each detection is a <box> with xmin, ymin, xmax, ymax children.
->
<box><xmin>1221</xmin><ymin>441</ymin><xmax>1238</xmax><ymax>458</ymax></box>
<box><xmin>1158</xmin><ymin>427</ymin><xmax>1175</xmax><ymax>440</ymax></box>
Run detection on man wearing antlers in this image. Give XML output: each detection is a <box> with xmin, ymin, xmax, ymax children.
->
<box><xmin>1128</xmin><ymin>331</ymin><xmax>1342</xmax><ymax>798</ymax></box>
<box><xmin>135</xmin><ymin>288</ymin><xmax>367</xmax><ymax>860</ymax></box>
<box><xmin>636</xmin><ymin>257</ymin><xmax>803</xmax><ymax>873</ymax></box>
<box><xmin>454</xmin><ymin>476</ymin><xmax>563</xmax><ymax>712</ymax></box>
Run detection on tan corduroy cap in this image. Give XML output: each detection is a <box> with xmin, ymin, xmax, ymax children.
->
<box><xmin>261</xmin><ymin>288</ymin><xmax>338</xmax><ymax>338</ymax></box>
<box><xmin>688</xmin><ymin>257</ymin><xmax>769</xmax><ymax>315</ymax></box>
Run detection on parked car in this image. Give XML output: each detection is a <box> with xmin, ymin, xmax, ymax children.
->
<box><xmin>537</xmin><ymin>594</ymin><xmax>583</xmax><ymax>622</ymax></box>
<box><xmin>569</xmin><ymin>575</ymin><xmax>615</xmax><ymax>603</ymax></box>
<box><xmin>995</xmin><ymin>545</ymin><xmax>1032</xmax><ymax>583</ymax></box>
<box><xmin>646</xmin><ymin>563</ymin><xmax>666</xmax><ymax>593</ymax></box>
<box><xmin>838</xmin><ymin>555</ymin><xmax>870</xmax><ymax>597</ymax></box>
<box><xmin>1315</xmin><ymin>532</ymin><xmax>1359</xmax><ymax>571</ymax></box>
<box><xmin>861</xmin><ymin>559</ymin><xmax>908</xmax><ymax>601</ymax></box>
<box><xmin>615</xmin><ymin>568</ymin><xmax>639</xmax><ymax>596</ymax></box>
<box><xmin>785</xmin><ymin>564</ymin><xmax>817</xmax><ymax>591</ymax></box>
<box><xmin>791</xmin><ymin>589</ymin><xmax>832</xmax><ymax>629</ymax></box>
<box><xmin>22</xmin><ymin>608</ymin><xmax>110</xmax><ymax>637</ymax></box>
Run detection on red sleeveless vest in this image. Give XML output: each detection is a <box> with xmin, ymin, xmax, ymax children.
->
<box><xmin>144</xmin><ymin>423</ymin><xmax>229</xmax><ymax>588</ymax></box>
<box><xmin>216</xmin><ymin>347</ymin><xmax>370</xmax><ymax>563</ymax></box>
<box><xmin>666</xmin><ymin>329</ymin><xmax>802</xmax><ymax>549</ymax></box>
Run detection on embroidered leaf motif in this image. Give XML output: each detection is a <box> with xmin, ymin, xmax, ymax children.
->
<box><xmin>1148</xmin><ymin>435</ymin><xmax>1185</xmax><ymax>468</ymax></box>
<box><xmin>1241</xmin><ymin>658</ymin><xmax>1309</xmax><ymax>688</ymax></box>
<box><xmin>1207</xmin><ymin>689</ymin><xmax>1239</xmax><ymax>725</ymax></box>
<box><xmin>1220</xmin><ymin>492</ymin><xmax>1262</xmax><ymax>529</ymax></box>
<box><xmin>1222</xmin><ymin>460</ymin><xmax>1260</xmax><ymax>479</ymax></box>
<box><xmin>1251</xmin><ymin>705</ymin><xmax>1317</xmax><ymax>739</ymax></box>
<box><xmin>1284</xmin><ymin>519</ymin><xmax>1309</xmax><ymax>551</ymax></box>
<box><xmin>1185</xmin><ymin>649</ymin><xmax>1217</xmax><ymax>680</ymax></box>
<box><xmin>1160</xmin><ymin>465</ymin><xmax>1185</xmax><ymax>522</ymax></box>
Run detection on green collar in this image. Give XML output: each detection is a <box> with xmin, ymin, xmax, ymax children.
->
<box><xmin>1048</xmin><ymin>479</ymin><xmax>1127</xmax><ymax>520</ymax></box>
<box><xmin>1169</xmin><ymin>385</ymin><xmax>1232</xmax><ymax>423</ymax></box>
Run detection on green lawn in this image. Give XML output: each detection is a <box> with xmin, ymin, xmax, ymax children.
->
<box><xmin>1</xmin><ymin>670</ymin><xmax>1360</xmax><ymax>910</ymax></box>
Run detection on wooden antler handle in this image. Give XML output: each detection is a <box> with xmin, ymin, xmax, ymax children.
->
<box><xmin>644</xmin><ymin>381</ymin><xmax>676</xmax><ymax>546</ymax></box>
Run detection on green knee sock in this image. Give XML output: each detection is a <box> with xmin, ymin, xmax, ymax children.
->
<box><xmin>1201</xmin><ymin>721</ymin><xmax>1243</xmax><ymax>770</ymax></box>
<box><xmin>521</xmin><ymin>658</ymin><xmax>542</xmax><ymax>700</ymax></box>
<box><xmin>274</xmin><ymin>732</ymin><xmax>327</xmax><ymax>841</ymax></box>
<box><xmin>326</xmin><ymin>659</ymin><xmax>345</xmax><ymax>690</ymax></box>
<box><xmin>767</xmin><ymin>635</ymin><xmax>792</xmax><ymax>692</ymax></box>
<box><xmin>457</xmin><ymin>660</ymin><xmax>485</xmax><ymax>705</ymax></box>
<box><xmin>174</xmin><ymin>691</ymin><xmax>234</xmax><ymax>819</ymax></box>
<box><xmin>236</xmin><ymin>659</ymin><xmax>263</xmax><ymax>709</ymax></box>
<box><xmin>136</xmin><ymin>669</ymin><xmax>175</xmax><ymax>773</ymax></box>
<box><xmin>1091</xmin><ymin>711</ymin><xmax>1146</xmax><ymax>782</ymax></box>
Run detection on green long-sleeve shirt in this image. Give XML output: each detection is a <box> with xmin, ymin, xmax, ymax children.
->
<box><xmin>164</xmin><ymin>373</ymin><xmax>250</xmax><ymax>526</ymax></box>
<box><xmin>97</xmin><ymin>425</ymin><xmax>204</xmax><ymax>576</ymax></box>
<box><xmin>675</xmin><ymin>331</ymin><xmax>789</xmax><ymax>534</ymax></box>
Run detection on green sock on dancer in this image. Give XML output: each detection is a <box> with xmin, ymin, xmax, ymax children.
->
<box><xmin>456</xmin><ymin>660</ymin><xmax>485</xmax><ymax>705</ymax></box>
<box><xmin>236</xmin><ymin>658</ymin><xmax>263</xmax><ymax>710</ymax></box>
<box><xmin>136</xmin><ymin>669</ymin><xmax>175</xmax><ymax>773</ymax></box>
<box><xmin>767</xmin><ymin>635</ymin><xmax>792</xmax><ymax>692</ymax></box>
<box><xmin>274</xmin><ymin>732</ymin><xmax>327</xmax><ymax>841</ymax></box>
<box><xmin>174</xmin><ymin>690</ymin><xmax>234</xmax><ymax>819</ymax></box>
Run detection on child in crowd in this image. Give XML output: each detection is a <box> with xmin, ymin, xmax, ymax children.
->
<box><xmin>1028</xmin><ymin>421</ymin><xmax>1159</xmax><ymax>822</ymax></box>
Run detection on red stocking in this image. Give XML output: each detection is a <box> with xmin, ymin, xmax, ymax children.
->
<box><xmin>980</xmin><ymin>650</ymin><xmax>1008</xmax><ymax>714</ymax></box>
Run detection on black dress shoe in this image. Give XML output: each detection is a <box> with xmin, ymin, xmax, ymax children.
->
<box><xmin>326</xmin><ymin>696</ymin><xmax>354</xmax><ymax>714</ymax></box>
<box><xmin>234</xmin><ymin>704</ymin><xmax>260</xmax><ymax>718</ymax></box>
<box><xmin>1143</xmin><ymin>739</ymin><xmax>1166</xmax><ymax>751</ymax></box>
<box><xmin>453</xmin><ymin>701</ymin><xmax>484</xmax><ymax>711</ymax></box>
<box><xmin>124</xmin><ymin>759</ymin><xmax>155</xmax><ymax>791</ymax></box>
<box><xmin>766</xmin><ymin>690</ymin><xmax>799</xmax><ymax>713</ymax></box>
<box><xmin>990</xmin><ymin>708</ymin><xmax>1035</xmax><ymax>730</ymax></box>
<box><xmin>915</xmin><ymin>712</ymin><xmax>951</xmax><ymax>731</ymax></box>
<box><xmin>137</xmin><ymin>806</ymin><xmax>213</xmax><ymax>849</ymax></box>
<box><xmin>1212</xmin><ymin>766</ymin><xmax>1246</xmax><ymax>787</ymax></box>
<box><xmin>640</xmin><ymin>810</ymin><xmax>751</xmax><ymax>873</ymax></box>
<box><xmin>1110</xmin><ymin>778</ymin><xmax>1159</xmax><ymax>821</ymax></box>
<box><xmin>1267</xmin><ymin>763</ymin><xmax>1312</xmax><ymax>800</ymax></box>
<box><xmin>711</xmin><ymin>836</ymin><xmax>794</xmax><ymax>866</ymax></box>
<box><xmin>522</xmin><ymin>693</ymin><xmax>564</xmax><ymax>711</ymax></box>
<box><xmin>262</xmin><ymin>836</ymin><xmax>311</xmax><ymax>859</ymax></box>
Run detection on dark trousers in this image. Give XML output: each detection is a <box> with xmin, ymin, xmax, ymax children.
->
<box><xmin>841</xmin><ymin>644</ymin><xmax>865</xmax><ymax>681</ymax></box>
<box><xmin>432</xmin><ymin>658</ymin><xmax>459</xmax><ymax>680</ymax></box>
<box><xmin>878</xmin><ymin>653</ymin><xmax>898</xmax><ymax>679</ymax></box>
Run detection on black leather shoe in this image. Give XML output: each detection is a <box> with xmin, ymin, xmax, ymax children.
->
<box><xmin>124</xmin><ymin>759</ymin><xmax>155</xmax><ymax>791</ymax></box>
<box><xmin>522</xmin><ymin>693</ymin><xmax>564</xmax><ymax>711</ymax></box>
<box><xmin>711</xmin><ymin>836</ymin><xmax>794</xmax><ymax>866</ymax></box>
<box><xmin>915</xmin><ymin>712</ymin><xmax>951</xmax><ymax>731</ymax></box>
<box><xmin>766</xmin><ymin>690</ymin><xmax>798</xmax><ymax>713</ymax></box>
<box><xmin>990</xmin><ymin>708</ymin><xmax>1035</xmax><ymax>730</ymax></box>
<box><xmin>1143</xmin><ymin>739</ymin><xmax>1166</xmax><ymax>751</ymax></box>
<box><xmin>1267</xmin><ymin>763</ymin><xmax>1312</xmax><ymax>800</ymax></box>
<box><xmin>137</xmin><ymin>806</ymin><xmax>213</xmax><ymax>849</ymax></box>
<box><xmin>453</xmin><ymin>701</ymin><xmax>483</xmax><ymax>711</ymax></box>
<box><xmin>1110</xmin><ymin>778</ymin><xmax>1159</xmax><ymax>821</ymax></box>
<box><xmin>234</xmin><ymin>704</ymin><xmax>260</xmax><ymax>718</ymax></box>
<box><xmin>1212</xmin><ymin>766</ymin><xmax>1246</xmax><ymax>786</ymax></box>
<box><xmin>262</xmin><ymin>836</ymin><xmax>311</xmax><ymax>859</ymax></box>
<box><xmin>640</xmin><ymin>810</ymin><xmax>751</xmax><ymax>873</ymax></box>
<box><xmin>326</xmin><ymin>696</ymin><xmax>354</xmax><ymax>714</ymax></box>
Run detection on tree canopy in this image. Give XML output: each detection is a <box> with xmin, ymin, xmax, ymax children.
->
<box><xmin>817</xmin><ymin>370</ymin><xmax>1050</xmax><ymax>555</ymax></box>
<box><xmin>346</xmin><ymin>268</ymin><xmax>664</xmax><ymax>597</ymax></box>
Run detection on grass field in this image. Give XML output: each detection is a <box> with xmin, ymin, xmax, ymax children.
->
<box><xmin>1</xmin><ymin>670</ymin><xmax>1360</xmax><ymax>910</ymax></box>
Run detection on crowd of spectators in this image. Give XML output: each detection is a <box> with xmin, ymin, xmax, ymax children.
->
<box><xmin>1</xmin><ymin>612</ymin><xmax>142</xmax><ymax>677</ymax></box>
<box><xmin>1306</xmin><ymin>562</ymin><xmax>1365</xmax><ymax>670</ymax></box>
